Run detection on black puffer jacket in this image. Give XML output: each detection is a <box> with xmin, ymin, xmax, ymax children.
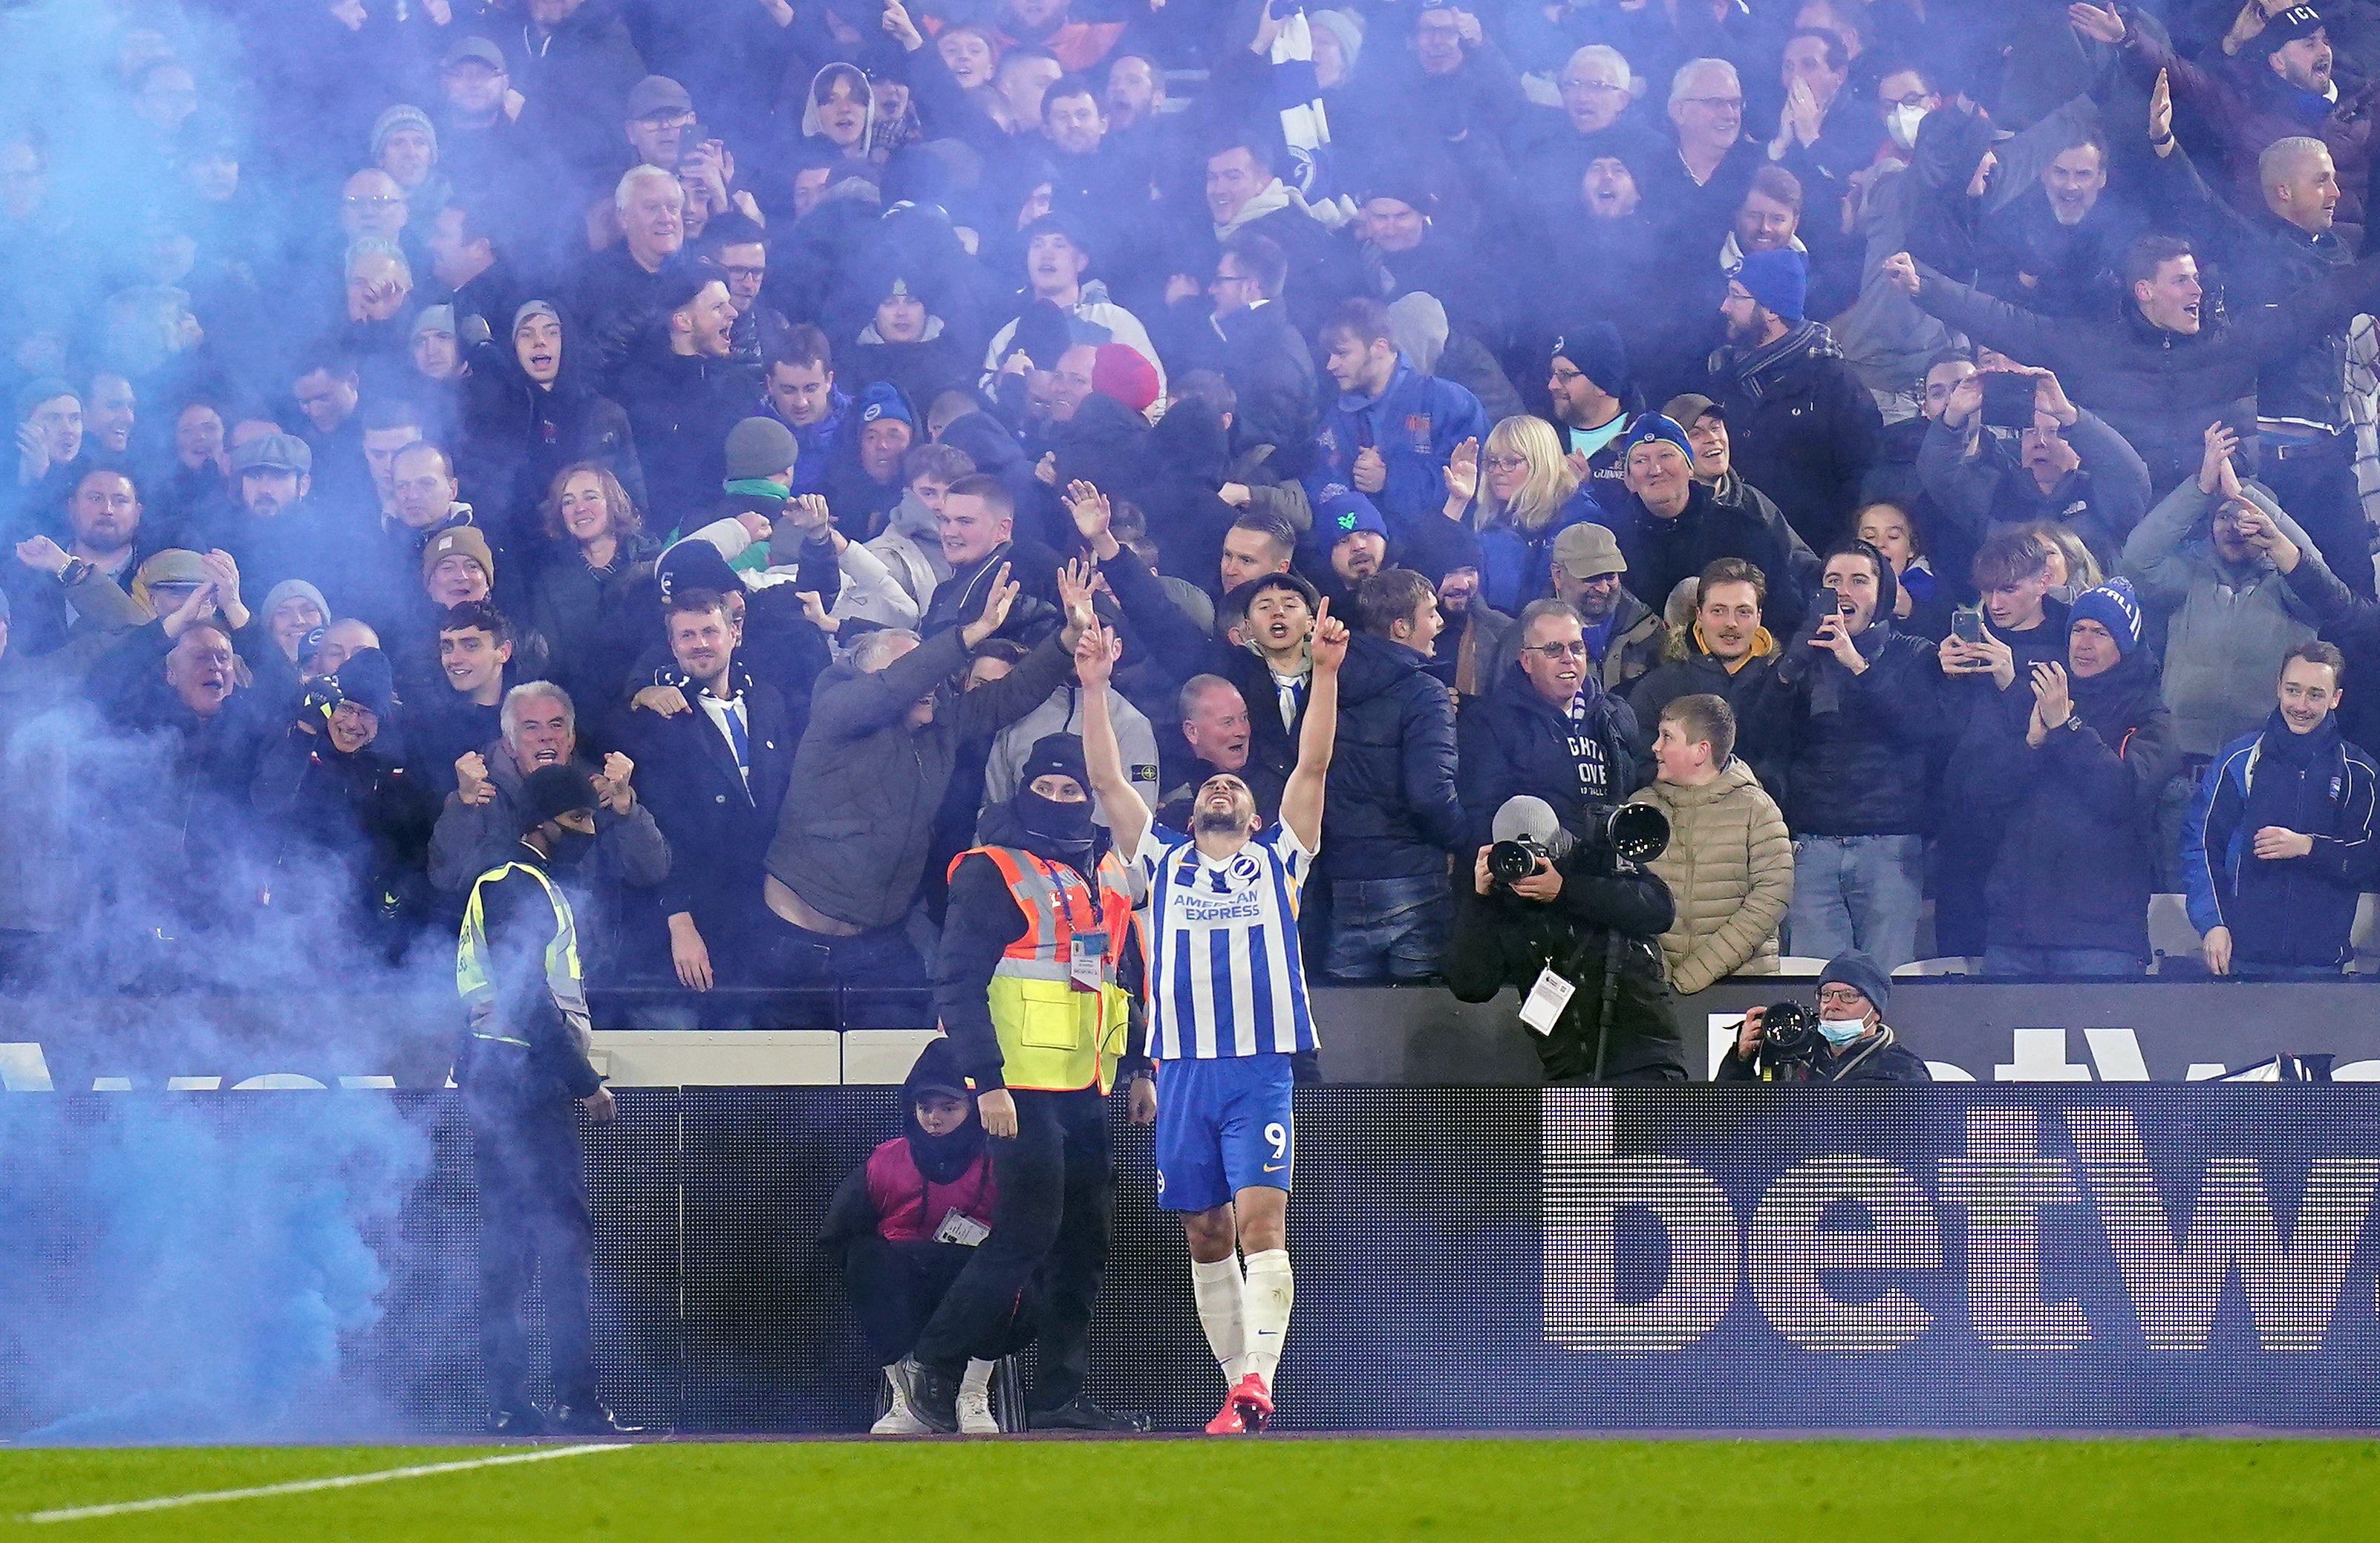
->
<box><xmin>1747</xmin><ymin>615</ymin><xmax>1950</xmax><ymax>837</ymax></box>
<box><xmin>1607</xmin><ymin>481</ymin><xmax>1812</xmax><ymax>638</ymax></box>
<box><xmin>1946</xmin><ymin>645</ymin><xmax>2177</xmax><ymax>956</ymax></box>
<box><xmin>1320</xmin><ymin>631</ymin><xmax>1464</xmax><ymax>881</ymax></box>
<box><xmin>1456</xmin><ymin>657</ymin><xmax>1645</xmax><ymax>850</ymax></box>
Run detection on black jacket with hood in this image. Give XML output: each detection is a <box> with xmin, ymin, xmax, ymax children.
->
<box><xmin>1322</xmin><ymin>631</ymin><xmax>1466</xmax><ymax>881</ymax></box>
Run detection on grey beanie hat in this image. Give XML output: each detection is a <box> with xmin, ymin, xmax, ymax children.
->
<box><xmin>723</xmin><ymin>416</ymin><xmax>799</xmax><ymax>483</ymax></box>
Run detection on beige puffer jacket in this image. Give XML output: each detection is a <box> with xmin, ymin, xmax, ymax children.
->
<box><xmin>1626</xmin><ymin>759</ymin><xmax>1794</xmax><ymax>995</ymax></box>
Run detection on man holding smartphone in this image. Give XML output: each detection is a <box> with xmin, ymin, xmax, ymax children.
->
<box><xmin>1754</xmin><ymin>541</ymin><xmax>1951</xmax><ymax>969</ymax></box>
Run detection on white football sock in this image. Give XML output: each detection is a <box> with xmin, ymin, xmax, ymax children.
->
<box><xmin>1241</xmin><ymin>1249</ymin><xmax>1294</xmax><ymax>1386</ymax></box>
<box><xmin>962</xmin><ymin>1358</ymin><xmax>994</xmax><ymax>1393</ymax></box>
<box><xmin>1190</xmin><ymin>1254</ymin><xmax>1248</xmax><ymax>1381</ymax></box>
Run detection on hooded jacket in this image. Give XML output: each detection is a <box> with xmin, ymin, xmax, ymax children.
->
<box><xmin>1627</xmin><ymin>624</ymin><xmax>1788</xmax><ymax>792</ymax></box>
<box><xmin>2120</xmin><ymin>475</ymin><xmax>2339</xmax><ymax>755</ymax></box>
<box><xmin>1607</xmin><ymin>480</ymin><xmax>1813</xmax><ymax>639</ymax></box>
<box><xmin>1626</xmin><ymin>757</ymin><xmax>1793</xmax><ymax>993</ymax></box>
<box><xmin>819</xmin><ymin>1037</ymin><xmax>997</xmax><ymax>1253</ymax></box>
<box><xmin>2182</xmin><ymin>708</ymin><xmax>2380</xmax><ymax>967</ymax></box>
<box><xmin>459</xmin><ymin>329</ymin><xmax>648</xmax><ymax>540</ymax></box>
<box><xmin>1321</xmin><ymin>630</ymin><xmax>1466</xmax><ymax>881</ymax></box>
<box><xmin>1949</xmin><ymin>644</ymin><xmax>2177</xmax><ymax>956</ymax></box>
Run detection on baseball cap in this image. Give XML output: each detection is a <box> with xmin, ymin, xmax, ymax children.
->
<box><xmin>1660</xmin><ymin>393</ymin><xmax>1721</xmax><ymax>428</ymax></box>
<box><xmin>441</xmin><ymin>36</ymin><xmax>505</xmax><ymax>71</ymax></box>
<box><xmin>1551</xmin><ymin>521</ymin><xmax>1626</xmax><ymax>579</ymax></box>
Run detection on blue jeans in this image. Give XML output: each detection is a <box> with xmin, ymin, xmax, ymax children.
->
<box><xmin>1983</xmin><ymin>945</ymin><xmax>2142</xmax><ymax>979</ymax></box>
<box><xmin>1786</xmin><ymin>834</ymin><xmax>1926</xmax><ymax>971</ymax></box>
<box><xmin>1324</xmin><ymin>875</ymin><xmax>1451</xmax><ymax>984</ymax></box>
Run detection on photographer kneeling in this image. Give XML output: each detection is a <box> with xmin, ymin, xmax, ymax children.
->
<box><xmin>1445</xmin><ymin>795</ymin><xmax>1689</xmax><ymax>1085</ymax></box>
<box><xmin>1718</xmin><ymin>950</ymin><xmax>1931</xmax><ymax>1083</ymax></box>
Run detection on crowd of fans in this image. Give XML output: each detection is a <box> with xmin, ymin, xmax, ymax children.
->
<box><xmin>10</xmin><ymin>0</ymin><xmax>2380</xmax><ymax>1001</ymax></box>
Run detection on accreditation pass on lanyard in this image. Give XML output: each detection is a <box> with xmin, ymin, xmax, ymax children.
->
<box><xmin>1519</xmin><ymin>966</ymin><xmax>1576</xmax><ymax>1035</ymax></box>
<box><xmin>1070</xmin><ymin>936</ymin><xmax>1105</xmax><ymax>991</ymax></box>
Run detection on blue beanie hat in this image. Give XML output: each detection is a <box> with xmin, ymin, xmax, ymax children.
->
<box><xmin>1731</xmin><ymin>247</ymin><xmax>1809</xmax><ymax>324</ymax></box>
<box><xmin>856</xmin><ymin>381</ymin><xmax>914</xmax><ymax>430</ymax></box>
<box><xmin>2069</xmin><ymin>575</ymin><xmax>2143</xmax><ymax>656</ymax></box>
<box><xmin>1818</xmin><ymin>949</ymin><xmax>1891</xmax><ymax>1016</ymax></box>
<box><xmin>1314</xmin><ymin>482</ymin><xmax>1387</xmax><ymax>547</ymax></box>
<box><xmin>1623</xmin><ymin>414</ymin><xmax>1695</xmax><ymax>468</ymax></box>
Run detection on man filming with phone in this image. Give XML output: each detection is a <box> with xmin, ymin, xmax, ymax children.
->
<box><xmin>1919</xmin><ymin>364</ymin><xmax>2151</xmax><ymax>578</ymax></box>
<box><xmin>1753</xmin><ymin>541</ymin><xmax>1950</xmax><ymax>969</ymax></box>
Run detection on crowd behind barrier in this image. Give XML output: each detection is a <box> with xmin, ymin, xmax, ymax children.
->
<box><xmin>11</xmin><ymin>0</ymin><xmax>2380</xmax><ymax>1036</ymax></box>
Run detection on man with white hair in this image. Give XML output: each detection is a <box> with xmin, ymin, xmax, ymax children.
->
<box><xmin>1649</xmin><ymin>58</ymin><xmax>1764</xmax><ymax>239</ymax></box>
<box><xmin>1513</xmin><ymin>44</ymin><xmax>1666</xmax><ymax>198</ymax></box>
<box><xmin>566</xmin><ymin>164</ymin><xmax>689</xmax><ymax>346</ymax></box>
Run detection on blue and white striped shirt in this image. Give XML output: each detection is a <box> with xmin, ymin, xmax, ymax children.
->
<box><xmin>1133</xmin><ymin>823</ymin><xmax>1319</xmax><ymax>1060</ymax></box>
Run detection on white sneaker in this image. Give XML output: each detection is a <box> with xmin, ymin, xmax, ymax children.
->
<box><xmin>957</xmin><ymin>1358</ymin><xmax>998</xmax><ymax>1434</ymax></box>
<box><xmin>873</xmin><ymin>1364</ymin><xmax>931</xmax><ymax>1435</ymax></box>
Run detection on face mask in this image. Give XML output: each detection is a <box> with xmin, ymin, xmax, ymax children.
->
<box><xmin>546</xmin><ymin>826</ymin><xmax>597</xmax><ymax>870</ymax></box>
<box><xmin>1016</xmin><ymin>789</ymin><xmax>1094</xmax><ymax>856</ymax></box>
<box><xmin>1818</xmin><ymin>1014</ymin><xmax>1868</xmax><ymax>1047</ymax></box>
<box><xmin>1887</xmin><ymin>104</ymin><xmax>1928</xmax><ymax>151</ymax></box>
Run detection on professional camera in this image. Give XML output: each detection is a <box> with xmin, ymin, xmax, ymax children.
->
<box><xmin>1757</xmin><ymin>999</ymin><xmax>1824</xmax><ymax>1069</ymax></box>
<box><xmin>1488</xmin><ymin>801</ymin><xmax>1672</xmax><ymax>890</ymax></box>
<box><xmin>1487</xmin><ymin>834</ymin><xmax>1550</xmax><ymax>885</ymax></box>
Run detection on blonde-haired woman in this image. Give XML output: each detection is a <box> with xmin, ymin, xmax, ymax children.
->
<box><xmin>1443</xmin><ymin>414</ymin><xmax>1608</xmax><ymax>614</ymax></box>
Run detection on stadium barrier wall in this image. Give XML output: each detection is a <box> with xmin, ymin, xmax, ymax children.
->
<box><xmin>6</xmin><ymin>1086</ymin><xmax>2379</xmax><ymax>1438</ymax></box>
<box><xmin>2</xmin><ymin>981</ymin><xmax>2378</xmax><ymax>1092</ymax></box>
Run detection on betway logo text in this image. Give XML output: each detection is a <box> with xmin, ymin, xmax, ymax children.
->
<box><xmin>1543</xmin><ymin>1090</ymin><xmax>2378</xmax><ymax>1354</ymax></box>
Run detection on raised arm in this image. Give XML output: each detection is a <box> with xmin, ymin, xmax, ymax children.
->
<box><xmin>1278</xmin><ymin>599</ymin><xmax>1349</xmax><ymax>854</ymax></box>
<box><xmin>1075</xmin><ymin>621</ymin><xmax>1150</xmax><ymax>861</ymax></box>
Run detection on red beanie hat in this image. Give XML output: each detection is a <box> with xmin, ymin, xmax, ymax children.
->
<box><xmin>1091</xmin><ymin>343</ymin><xmax>1160</xmax><ymax>414</ymax></box>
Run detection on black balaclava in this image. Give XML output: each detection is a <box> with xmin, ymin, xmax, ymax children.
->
<box><xmin>1013</xmin><ymin>731</ymin><xmax>1095</xmax><ymax>867</ymax></box>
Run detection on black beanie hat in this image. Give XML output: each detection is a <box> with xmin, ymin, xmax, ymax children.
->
<box><xmin>521</xmin><ymin>764</ymin><xmax>598</xmax><ymax>826</ymax></box>
<box><xmin>1018</xmin><ymin>732</ymin><xmax>1089</xmax><ymax>794</ymax></box>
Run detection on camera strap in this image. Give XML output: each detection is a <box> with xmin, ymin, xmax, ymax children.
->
<box><xmin>1591</xmin><ymin>929</ymin><xmax>1622</xmax><ymax>1083</ymax></box>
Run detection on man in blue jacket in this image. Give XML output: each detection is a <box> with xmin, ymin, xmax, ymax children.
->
<box><xmin>1309</xmin><ymin>298</ymin><xmax>1488</xmax><ymax>538</ymax></box>
<box><xmin>2182</xmin><ymin>639</ymin><xmax>2380</xmax><ymax>977</ymax></box>
<box><xmin>1323</xmin><ymin>568</ymin><xmax>1467</xmax><ymax>982</ymax></box>
<box><xmin>1457</xmin><ymin>597</ymin><xmax>1647</xmax><ymax>850</ymax></box>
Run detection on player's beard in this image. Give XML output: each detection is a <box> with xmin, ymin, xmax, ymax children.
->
<box><xmin>1193</xmin><ymin>806</ymin><xmax>1251</xmax><ymax>837</ymax></box>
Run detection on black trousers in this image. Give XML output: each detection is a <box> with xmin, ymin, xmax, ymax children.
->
<box><xmin>844</xmin><ymin>1236</ymin><xmax>1040</xmax><ymax>1365</ymax></box>
<box><xmin>466</xmin><ymin>1089</ymin><xmax>596</xmax><ymax>1412</ymax></box>
<box><xmin>2263</xmin><ymin>448</ymin><xmax>2373</xmax><ymax>599</ymax></box>
<box><xmin>909</xmin><ymin>1086</ymin><xmax>1112</xmax><ymax>1412</ymax></box>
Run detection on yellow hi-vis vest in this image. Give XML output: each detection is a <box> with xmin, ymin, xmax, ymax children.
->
<box><xmin>951</xmin><ymin>844</ymin><xmax>1139</xmax><ymax>1094</ymax></box>
<box><xmin>457</xmin><ymin>859</ymin><xmax>593</xmax><ymax>1051</ymax></box>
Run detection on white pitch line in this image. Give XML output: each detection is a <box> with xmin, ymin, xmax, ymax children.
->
<box><xmin>22</xmin><ymin>1442</ymin><xmax>634</xmax><ymax>1524</ymax></box>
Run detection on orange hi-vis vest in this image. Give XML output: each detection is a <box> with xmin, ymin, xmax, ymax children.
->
<box><xmin>951</xmin><ymin>844</ymin><xmax>1140</xmax><ymax>1093</ymax></box>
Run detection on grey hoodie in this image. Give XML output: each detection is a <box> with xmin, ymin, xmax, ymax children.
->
<box><xmin>2119</xmin><ymin>477</ymin><xmax>2337</xmax><ymax>756</ymax></box>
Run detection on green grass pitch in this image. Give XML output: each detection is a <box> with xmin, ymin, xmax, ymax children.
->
<box><xmin>3</xmin><ymin>1438</ymin><xmax>2379</xmax><ymax>1540</ymax></box>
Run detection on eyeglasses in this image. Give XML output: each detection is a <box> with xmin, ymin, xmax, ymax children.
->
<box><xmin>1560</xmin><ymin>79</ymin><xmax>1626</xmax><ymax>95</ymax></box>
<box><xmin>1679</xmin><ymin>96</ymin><xmax>1744</xmax><ymax>112</ymax></box>
<box><xmin>1481</xmin><ymin>454</ymin><xmax>1530</xmax><ymax>474</ymax></box>
<box><xmin>1882</xmin><ymin>91</ymin><xmax>1931</xmax><ymax>109</ymax></box>
<box><xmin>1527</xmin><ymin>641</ymin><xmax>1590</xmax><ymax>661</ymax></box>
<box><xmin>1816</xmin><ymin>988</ymin><xmax>1868</xmax><ymax>1009</ymax></box>
<box><xmin>343</xmin><ymin>196</ymin><xmax>404</xmax><ymax>209</ymax></box>
<box><xmin>720</xmin><ymin>264</ymin><xmax>766</xmax><ymax>281</ymax></box>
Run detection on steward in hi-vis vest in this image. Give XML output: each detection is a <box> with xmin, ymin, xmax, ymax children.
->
<box><xmin>895</xmin><ymin>733</ymin><xmax>1154</xmax><ymax>1436</ymax></box>
<box><xmin>454</xmin><ymin>762</ymin><xmax>636</xmax><ymax>1441</ymax></box>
